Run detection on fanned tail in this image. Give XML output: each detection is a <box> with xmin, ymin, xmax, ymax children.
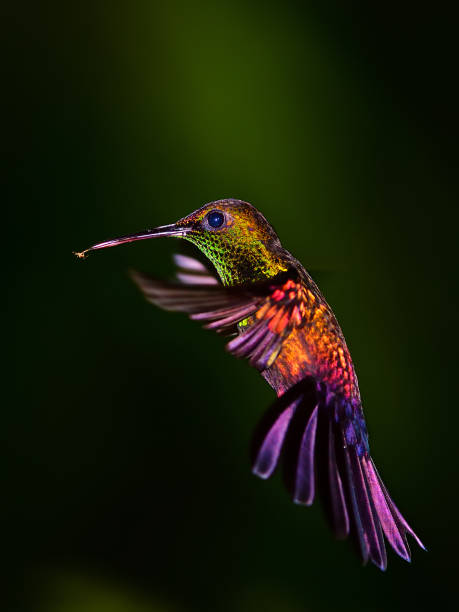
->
<box><xmin>251</xmin><ymin>379</ymin><xmax>425</xmax><ymax>570</ymax></box>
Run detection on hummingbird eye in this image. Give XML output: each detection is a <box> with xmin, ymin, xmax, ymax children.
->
<box><xmin>206</xmin><ymin>210</ymin><xmax>225</xmax><ymax>229</ymax></box>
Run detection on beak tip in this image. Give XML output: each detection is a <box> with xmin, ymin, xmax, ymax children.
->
<box><xmin>73</xmin><ymin>250</ymin><xmax>87</xmax><ymax>260</ymax></box>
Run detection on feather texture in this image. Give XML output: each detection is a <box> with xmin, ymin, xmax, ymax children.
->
<box><xmin>173</xmin><ymin>253</ymin><xmax>220</xmax><ymax>286</ymax></box>
<box><xmin>250</xmin><ymin>383</ymin><xmax>423</xmax><ymax>569</ymax></box>
<box><xmin>132</xmin><ymin>267</ymin><xmax>306</xmax><ymax>369</ymax></box>
<box><xmin>293</xmin><ymin>404</ymin><xmax>319</xmax><ymax>505</ymax></box>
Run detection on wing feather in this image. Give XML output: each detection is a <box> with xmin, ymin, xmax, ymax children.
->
<box><xmin>131</xmin><ymin>267</ymin><xmax>306</xmax><ymax>372</ymax></box>
<box><xmin>173</xmin><ymin>253</ymin><xmax>220</xmax><ymax>285</ymax></box>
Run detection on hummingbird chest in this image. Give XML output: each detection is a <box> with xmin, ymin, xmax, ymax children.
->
<box><xmin>261</xmin><ymin>313</ymin><xmax>360</xmax><ymax>403</ymax></box>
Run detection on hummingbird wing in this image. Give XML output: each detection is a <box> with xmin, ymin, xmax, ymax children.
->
<box><xmin>172</xmin><ymin>253</ymin><xmax>220</xmax><ymax>286</ymax></box>
<box><xmin>130</xmin><ymin>269</ymin><xmax>263</xmax><ymax>336</ymax></box>
<box><xmin>131</xmin><ymin>268</ymin><xmax>305</xmax><ymax>370</ymax></box>
<box><xmin>224</xmin><ymin>276</ymin><xmax>306</xmax><ymax>370</ymax></box>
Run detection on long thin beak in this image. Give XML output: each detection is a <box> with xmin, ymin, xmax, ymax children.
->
<box><xmin>74</xmin><ymin>224</ymin><xmax>190</xmax><ymax>259</ymax></box>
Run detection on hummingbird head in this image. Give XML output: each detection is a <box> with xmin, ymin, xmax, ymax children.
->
<box><xmin>74</xmin><ymin>199</ymin><xmax>289</xmax><ymax>286</ymax></box>
<box><xmin>174</xmin><ymin>199</ymin><xmax>289</xmax><ymax>285</ymax></box>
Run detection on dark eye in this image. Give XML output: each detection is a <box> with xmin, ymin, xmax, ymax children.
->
<box><xmin>207</xmin><ymin>210</ymin><xmax>225</xmax><ymax>228</ymax></box>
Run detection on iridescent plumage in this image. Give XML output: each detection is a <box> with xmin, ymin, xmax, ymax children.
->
<box><xmin>76</xmin><ymin>198</ymin><xmax>425</xmax><ymax>570</ymax></box>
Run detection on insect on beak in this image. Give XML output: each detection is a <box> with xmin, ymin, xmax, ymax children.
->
<box><xmin>73</xmin><ymin>223</ymin><xmax>191</xmax><ymax>259</ymax></box>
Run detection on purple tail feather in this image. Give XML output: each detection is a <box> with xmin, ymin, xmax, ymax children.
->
<box><xmin>251</xmin><ymin>378</ymin><xmax>425</xmax><ymax>570</ymax></box>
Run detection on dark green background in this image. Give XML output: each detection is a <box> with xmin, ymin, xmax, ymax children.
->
<box><xmin>5</xmin><ymin>2</ymin><xmax>458</xmax><ymax>611</ymax></box>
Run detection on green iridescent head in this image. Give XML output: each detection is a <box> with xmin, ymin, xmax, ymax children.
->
<box><xmin>175</xmin><ymin>199</ymin><xmax>288</xmax><ymax>285</ymax></box>
<box><xmin>74</xmin><ymin>199</ymin><xmax>289</xmax><ymax>286</ymax></box>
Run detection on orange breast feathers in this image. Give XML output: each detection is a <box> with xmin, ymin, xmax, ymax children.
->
<box><xmin>266</xmin><ymin>289</ymin><xmax>359</xmax><ymax>401</ymax></box>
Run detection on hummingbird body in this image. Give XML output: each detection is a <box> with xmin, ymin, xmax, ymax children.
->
<box><xmin>76</xmin><ymin>199</ymin><xmax>424</xmax><ymax>570</ymax></box>
<box><xmin>259</xmin><ymin>270</ymin><xmax>359</xmax><ymax>398</ymax></box>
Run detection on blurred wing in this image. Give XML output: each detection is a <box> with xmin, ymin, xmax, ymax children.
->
<box><xmin>130</xmin><ymin>267</ymin><xmax>305</xmax><ymax>371</ymax></box>
<box><xmin>225</xmin><ymin>277</ymin><xmax>306</xmax><ymax>370</ymax></box>
<box><xmin>173</xmin><ymin>253</ymin><xmax>220</xmax><ymax>286</ymax></box>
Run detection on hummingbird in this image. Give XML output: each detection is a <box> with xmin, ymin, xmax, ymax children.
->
<box><xmin>75</xmin><ymin>198</ymin><xmax>425</xmax><ymax>570</ymax></box>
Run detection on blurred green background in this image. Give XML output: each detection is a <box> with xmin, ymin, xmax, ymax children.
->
<box><xmin>5</xmin><ymin>2</ymin><xmax>458</xmax><ymax>611</ymax></box>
